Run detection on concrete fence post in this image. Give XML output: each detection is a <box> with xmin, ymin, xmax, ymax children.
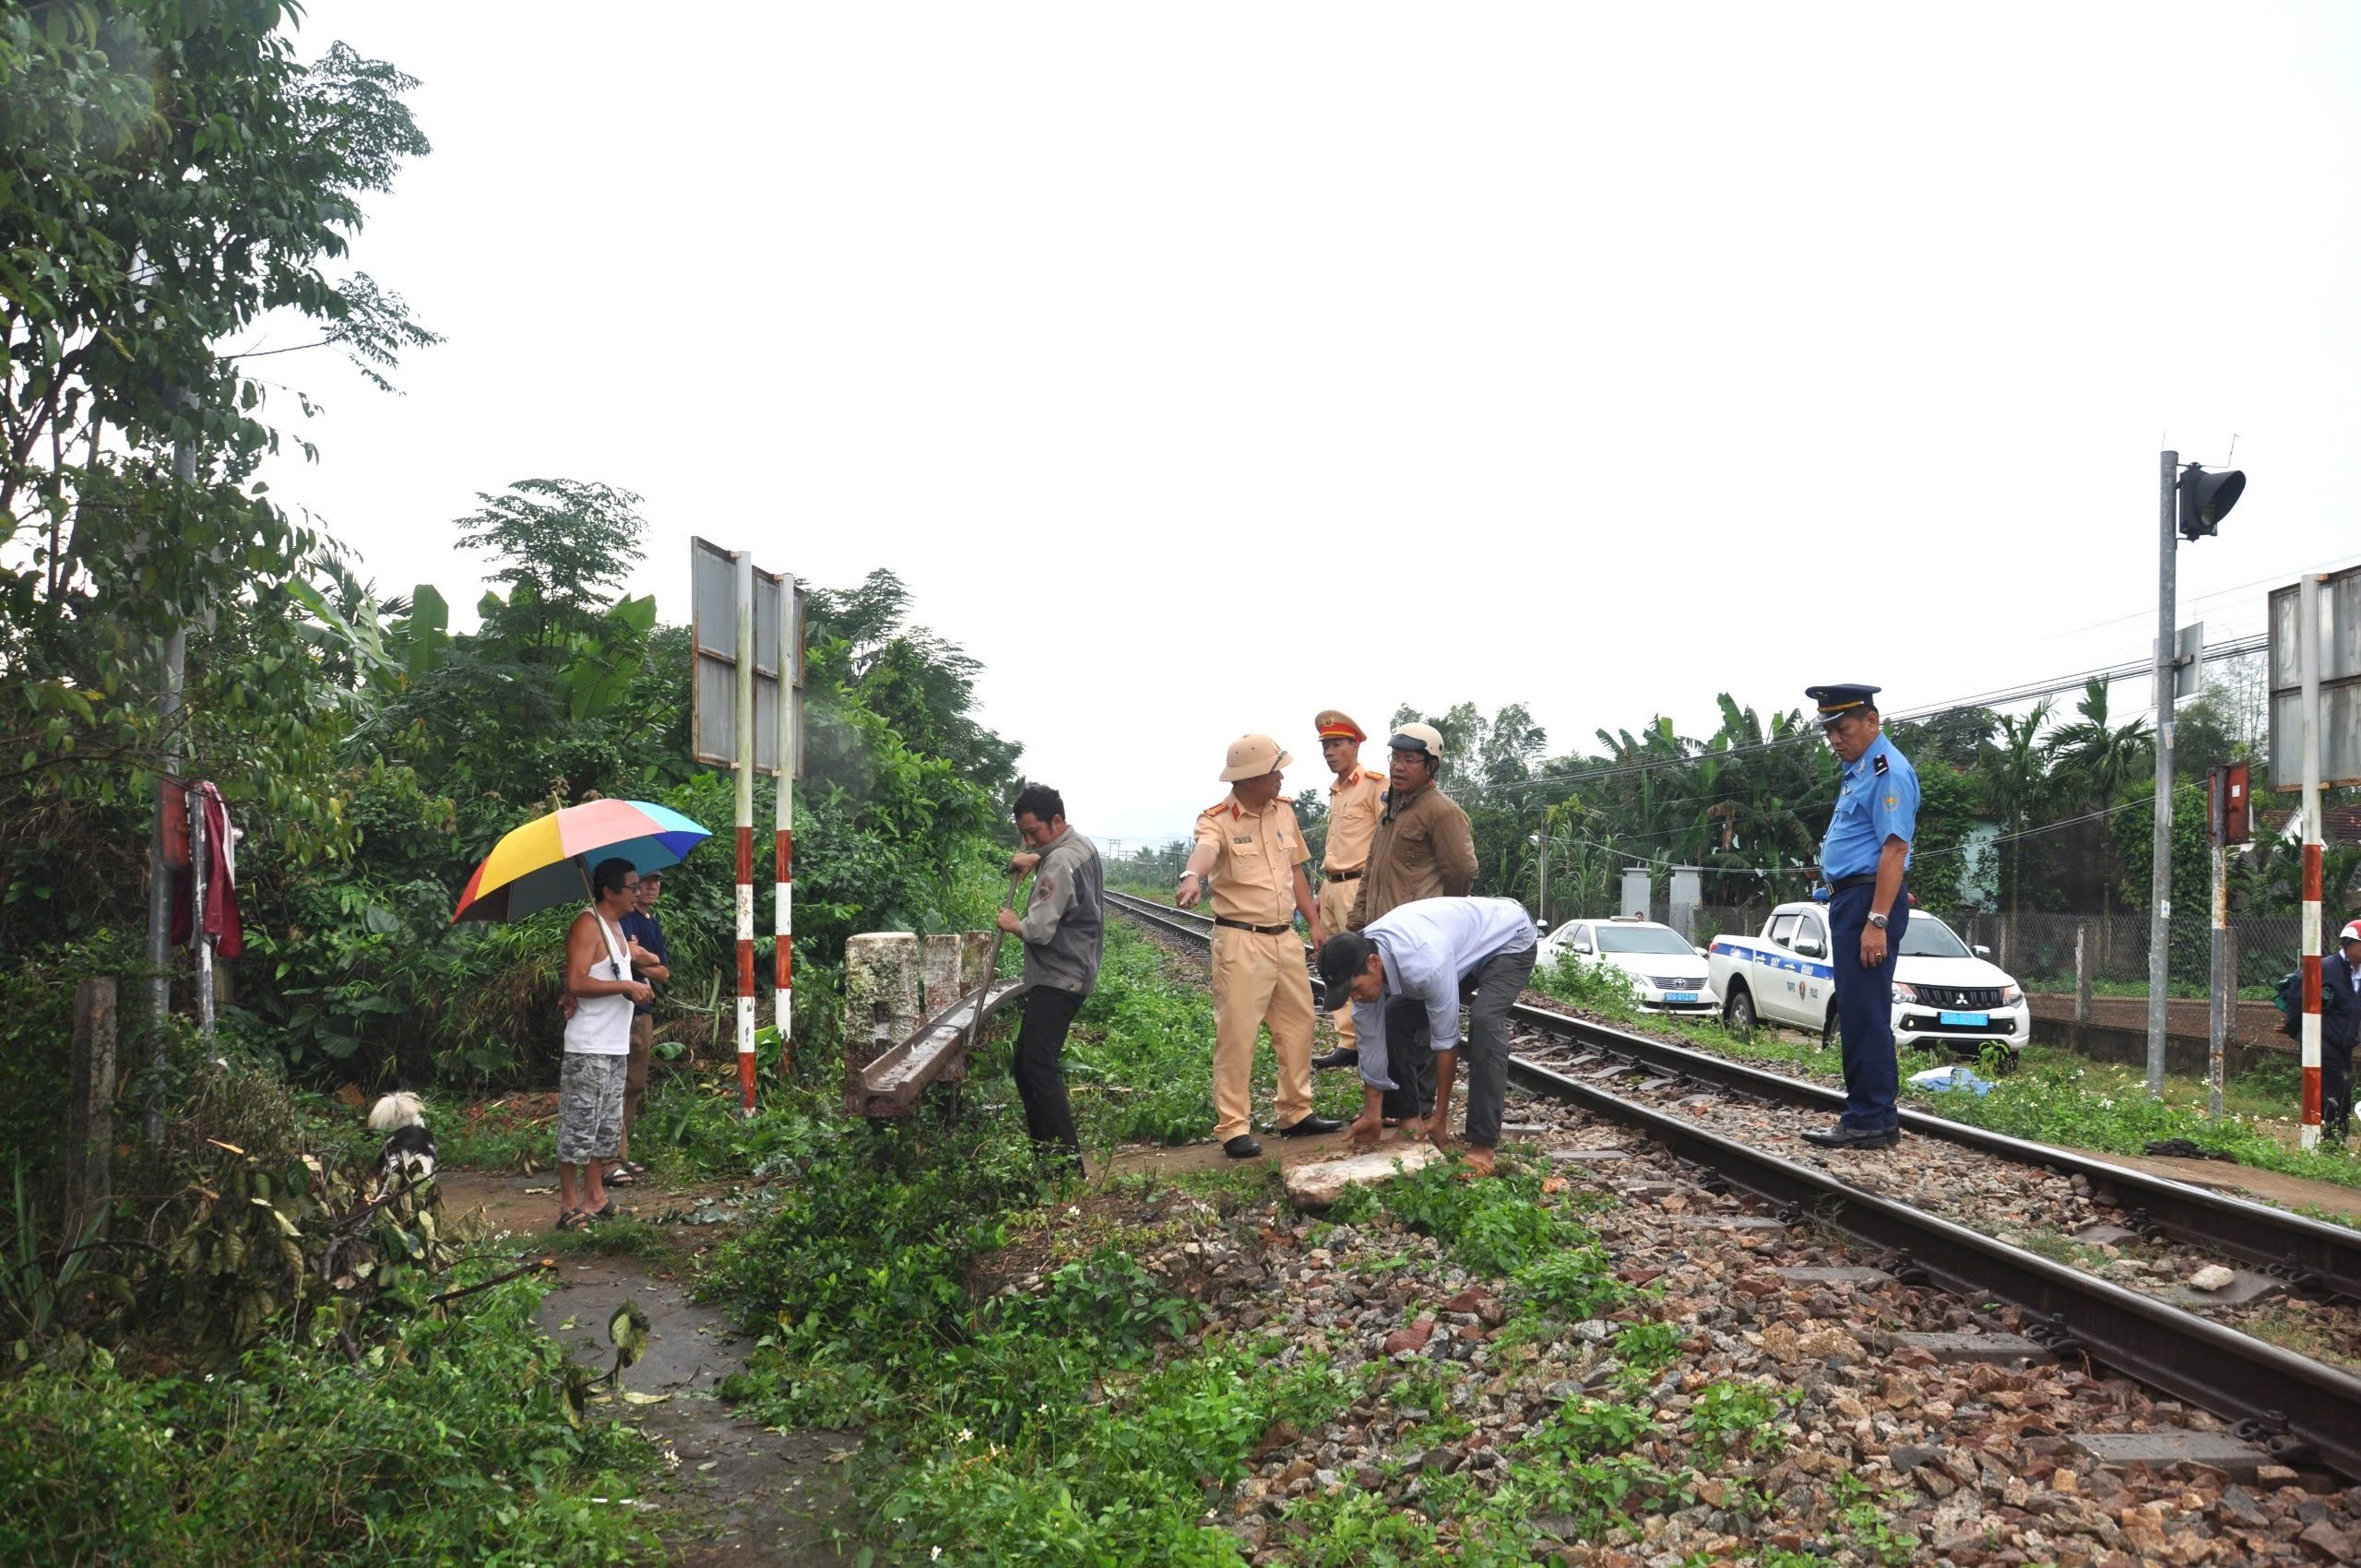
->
<box><xmin>843</xmin><ymin>933</ymin><xmax>921</xmax><ymax>1110</ymax></box>
<box><xmin>65</xmin><ymin>978</ymin><xmax>118</xmax><ymax>1230</ymax></box>
<box><xmin>2075</xmin><ymin>923</ymin><xmax>2092</xmax><ymax>1028</ymax></box>
<box><xmin>920</xmin><ymin>934</ymin><xmax>966</xmax><ymax>1016</ymax></box>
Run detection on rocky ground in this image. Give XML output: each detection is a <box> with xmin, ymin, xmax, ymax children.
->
<box><xmin>1511</xmin><ymin>1020</ymin><xmax>2361</xmax><ymax>1374</ymax></box>
<box><xmin>1097</xmin><ymin>1124</ymin><xmax>2361</xmax><ymax>1566</ymax></box>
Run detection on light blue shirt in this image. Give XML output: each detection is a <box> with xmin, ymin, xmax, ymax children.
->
<box><xmin>1350</xmin><ymin>897</ymin><xmax>1537</xmax><ymax>1088</ymax></box>
<box><xmin>1821</xmin><ymin>731</ymin><xmax>1917</xmax><ymax>880</ymax></box>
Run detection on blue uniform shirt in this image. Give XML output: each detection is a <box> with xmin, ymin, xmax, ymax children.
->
<box><xmin>620</xmin><ymin>909</ymin><xmax>668</xmax><ymax>1016</ymax></box>
<box><xmin>1820</xmin><ymin>732</ymin><xmax>1918</xmax><ymax>879</ymax></box>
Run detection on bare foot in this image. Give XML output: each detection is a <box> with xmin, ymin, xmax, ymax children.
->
<box><xmin>1345</xmin><ymin>1113</ymin><xmax>1384</xmax><ymax>1151</ymax></box>
<box><xmin>1456</xmin><ymin>1145</ymin><xmax>1497</xmax><ymax>1180</ymax></box>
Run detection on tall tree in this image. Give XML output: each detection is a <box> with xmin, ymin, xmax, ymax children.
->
<box><xmin>2043</xmin><ymin>680</ymin><xmax>2153</xmax><ymax>914</ymax></box>
<box><xmin>454</xmin><ymin>480</ymin><xmax>647</xmax><ymax>650</ymax></box>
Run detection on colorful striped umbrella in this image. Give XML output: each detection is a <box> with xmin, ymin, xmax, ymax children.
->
<box><xmin>452</xmin><ymin>799</ymin><xmax>712</xmax><ymax>924</ymax></box>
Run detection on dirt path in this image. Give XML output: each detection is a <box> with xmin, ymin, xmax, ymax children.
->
<box><xmin>2090</xmin><ymin>1150</ymin><xmax>2361</xmax><ymax>1222</ymax></box>
<box><xmin>439</xmin><ymin>1170</ymin><xmax>858</xmax><ymax>1564</ymax></box>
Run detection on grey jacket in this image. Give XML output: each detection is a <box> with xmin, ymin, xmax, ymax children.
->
<box><xmin>1018</xmin><ymin>829</ymin><xmax>1104</xmax><ymax>996</ymax></box>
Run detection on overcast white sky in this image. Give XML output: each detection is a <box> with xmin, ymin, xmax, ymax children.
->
<box><xmin>259</xmin><ymin>2</ymin><xmax>2361</xmax><ymax>847</ymax></box>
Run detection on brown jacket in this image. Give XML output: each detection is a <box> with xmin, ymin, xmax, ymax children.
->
<box><xmin>1347</xmin><ymin>780</ymin><xmax>1478</xmax><ymax>931</ymax></box>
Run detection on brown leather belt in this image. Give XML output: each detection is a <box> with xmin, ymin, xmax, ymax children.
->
<box><xmin>1323</xmin><ymin>868</ymin><xmax>1363</xmax><ymax>882</ymax></box>
<box><xmin>1214</xmin><ymin>917</ymin><xmax>1293</xmax><ymax>935</ymax></box>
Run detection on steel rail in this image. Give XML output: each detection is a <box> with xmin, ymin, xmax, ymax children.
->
<box><xmin>1105</xmin><ymin>888</ymin><xmax>2361</xmax><ymax>1475</ymax></box>
<box><xmin>1510</xmin><ymin>1051</ymin><xmax>2361</xmax><ymax>1479</ymax></box>
<box><xmin>1105</xmin><ymin>889</ymin><xmax>2361</xmax><ymax>1301</ymax></box>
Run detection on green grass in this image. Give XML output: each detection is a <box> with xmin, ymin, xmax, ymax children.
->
<box><xmin>992</xmin><ymin>921</ymin><xmax>1360</xmax><ymax>1152</ymax></box>
<box><xmin>1533</xmin><ymin>943</ymin><xmax>2361</xmax><ymax>1198</ymax></box>
<box><xmin>0</xmin><ymin>1269</ymin><xmax>662</xmax><ymax>1566</ymax></box>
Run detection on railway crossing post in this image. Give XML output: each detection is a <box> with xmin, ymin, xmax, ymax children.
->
<box><xmin>2149</xmin><ymin>452</ymin><xmax>2246</xmax><ymax>1097</ymax></box>
<box><xmin>690</xmin><ymin>540</ymin><xmax>804</xmax><ymax>1115</ymax></box>
<box><xmin>2147</xmin><ymin>449</ymin><xmax>2177</xmax><ymax>1099</ymax></box>
<box><xmin>2297</xmin><ymin>574</ymin><xmax>2324</xmax><ymax>1148</ymax></box>
<box><xmin>733</xmin><ymin>552</ymin><xmax>756</xmax><ymax>1114</ymax></box>
<box><xmin>2268</xmin><ymin>566</ymin><xmax>2357</xmax><ymax>1148</ymax></box>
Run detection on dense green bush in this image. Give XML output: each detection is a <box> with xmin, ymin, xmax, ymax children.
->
<box><xmin>0</xmin><ymin>1277</ymin><xmax>658</xmax><ymax>1566</ymax></box>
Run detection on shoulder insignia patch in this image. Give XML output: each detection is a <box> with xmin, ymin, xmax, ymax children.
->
<box><xmin>1885</xmin><ymin>795</ymin><xmax>1897</xmax><ymax>811</ymax></box>
<box><xmin>1873</xmin><ymin>753</ymin><xmax>1890</xmax><ymax>777</ymax></box>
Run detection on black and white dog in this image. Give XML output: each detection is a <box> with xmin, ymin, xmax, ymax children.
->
<box><xmin>367</xmin><ymin>1092</ymin><xmax>438</xmax><ymax>1198</ymax></box>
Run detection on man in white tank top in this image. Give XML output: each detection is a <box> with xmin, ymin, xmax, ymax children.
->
<box><xmin>557</xmin><ymin>858</ymin><xmax>652</xmax><ymax>1226</ymax></box>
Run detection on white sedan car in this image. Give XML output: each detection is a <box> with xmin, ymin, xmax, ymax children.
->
<box><xmin>1537</xmin><ymin>917</ymin><xmax>1718</xmax><ymax>1015</ymax></box>
<box><xmin>1706</xmin><ymin>900</ymin><xmax>2029</xmax><ymax>1058</ymax></box>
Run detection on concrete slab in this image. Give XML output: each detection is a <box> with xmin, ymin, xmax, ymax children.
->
<box><xmin>1637</xmin><ymin>1075</ymin><xmax>1682</xmax><ymax>1093</ymax></box>
<box><xmin>2070</xmin><ymin>1431</ymin><xmax>2274</xmax><ymax>1482</ymax></box>
<box><xmin>1886</xmin><ymin>1330</ymin><xmax>2054</xmax><ymax>1364</ymax></box>
<box><xmin>1547</xmin><ymin>1148</ymin><xmax>1634</xmax><ymax>1165</ymax></box>
<box><xmin>2071</xmin><ymin>1222</ymin><xmax>2143</xmax><ymax>1247</ymax></box>
<box><xmin>1677</xmin><ymin>1094</ymin><xmax>1723</xmax><ymax>1109</ymax></box>
<box><xmin>1581</xmin><ymin>1063</ymin><xmax>1640</xmax><ymax>1080</ymax></box>
<box><xmin>1284</xmin><ymin>1142</ymin><xmax>1448</xmax><ymax>1211</ymax></box>
<box><xmin>1774</xmin><ymin>1265</ymin><xmax>1896</xmax><ymax>1286</ymax></box>
<box><xmin>1499</xmin><ymin>1123</ymin><xmax>1550</xmax><ymax>1136</ymax></box>
<box><xmin>2155</xmin><ymin>1266</ymin><xmax>2289</xmax><ymax>1309</ymax></box>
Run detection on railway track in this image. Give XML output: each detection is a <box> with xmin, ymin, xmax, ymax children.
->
<box><xmin>1103</xmin><ymin>887</ymin><xmax>2361</xmax><ymax>1479</ymax></box>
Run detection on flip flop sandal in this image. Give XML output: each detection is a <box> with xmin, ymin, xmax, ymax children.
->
<box><xmin>622</xmin><ymin>1160</ymin><xmax>648</xmax><ymax>1178</ymax></box>
<box><xmin>589</xmin><ymin>1199</ymin><xmax>618</xmax><ymax>1220</ymax></box>
<box><xmin>554</xmin><ymin>1208</ymin><xmax>590</xmax><ymax>1231</ymax></box>
<box><xmin>603</xmin><ymin>1167</ymin><xmax>637</xmax><ymax>1186</ymax></box>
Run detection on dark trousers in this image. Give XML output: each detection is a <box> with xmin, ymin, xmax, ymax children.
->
<box><xmin>1830</xmin><ymin>882</ymin><xmax>1907</xmax><ymax>1133</ymax></box>
<box><xmin>1013</xmin><ymin>986</ymin><xmax>1084</xmax><ymax>1162</ymax></box>
<box><xmin>1457</xmin><ymin>944</ymin><xmax>1537</xmax><ymax>1148</ymax></box>
<box><xmin>1380</xmin><ymin>993</ymin><xmax>1435</xmax><ymax>1122</ymax></box>
<box><xmin>2325</xmin><ymin>1039</ymin><xmax>2356</xmax><ymax>1140</ymax></box>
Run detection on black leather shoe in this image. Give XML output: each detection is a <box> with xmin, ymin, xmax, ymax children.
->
<box><xmin>1311</xmin><ymin>1049</ymin><xmax>1360</xmax><ymax>1070</ymax></box>
<box><xmin>1223</xmin><ymin>1134</ymin><xmax>1264</xmax><ymax>1159</ymax></box>
<box><xmin>1278</xmin><ymin>1114</ymin><xmax>1345</xmax><ymax>1138</ymax></box>
<box><xmin>1801</xmin><ymin>1123</ymin><xmax>1899</xmax><ymax>1150</ymax></box>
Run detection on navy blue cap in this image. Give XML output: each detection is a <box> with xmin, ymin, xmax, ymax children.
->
<box><xmin>1806</xmin><ymin>683</ymin><xmax>1880</xmax><ymax>727</ymax></box>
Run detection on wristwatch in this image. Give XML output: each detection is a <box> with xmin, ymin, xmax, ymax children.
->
<box><xmin>1867</xmin><ymin>912</ymin><xmax>1889</xmax><ymax>930</ymax></box>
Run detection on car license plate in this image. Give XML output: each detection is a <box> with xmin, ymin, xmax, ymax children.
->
<box><xmin>1940</xmin><ymin>1010</ymin><xmax>1988</xmax><ymax>1027</ymax></box>
<box><xmin>1666</xmin><ymin>992</ymin><xmax>1699</xmax><ymax>1004</ymax></box>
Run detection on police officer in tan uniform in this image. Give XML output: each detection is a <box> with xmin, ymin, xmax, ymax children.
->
<box><xmin>1177</xmin><ymin>734</ymin><xmax>1346</xmax><ymax>1158</ymax></box>
<box><xmin>1311</xmin><ymin>709</ymin><xmax>1388</xmax><ymax>1071</ymax></box>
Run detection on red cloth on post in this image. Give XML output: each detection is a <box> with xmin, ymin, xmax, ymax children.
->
<box><xmin>169</xmin><ymin>783</ymin><xmax>243</xmax><ymax>958</ymax></box>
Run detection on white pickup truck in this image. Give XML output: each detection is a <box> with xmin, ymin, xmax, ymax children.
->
<box><xmin>1705</xmin><ymin>899</ymin><xmax>2030</xmax><ymax>1060</ymax></box>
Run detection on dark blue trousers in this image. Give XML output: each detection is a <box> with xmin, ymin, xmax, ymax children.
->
<box><xmin>1829</xmin><ymin>882</ymin><xmax>1907</xmax><ymax>1132</ymax></box>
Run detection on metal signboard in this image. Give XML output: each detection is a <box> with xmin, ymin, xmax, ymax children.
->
<box><xmin>2209</xmin><ymin>762</ymin><xmax>2251</xmax><ymax>845</ymax></box>
<box><xmin>2155</xmin><ymin>621</ymin><xmax>2204</xmax><ymax>703</ymax></box>
<box><xmin>690</xmin><ymin>538</ymin><xmax>805</xmax><ymax>778</ymax></box>
<box><xmin>2266</xmin><ymin>566</ymin><xmax>2361</xmax><ymax>790</ymax></box>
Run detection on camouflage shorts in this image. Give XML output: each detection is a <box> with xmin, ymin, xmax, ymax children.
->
<box><xmin>557</xmin><ymin>1051</ymin><xmax>628</xmax><ymax>1165</ymax></box>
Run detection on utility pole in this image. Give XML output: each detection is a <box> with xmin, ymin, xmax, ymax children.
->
<box><xmin>140</xmin><ymin>429</ymin><xmax>196</xmax><ymax>1144</ymax></box>
<box><xmin>2146</xmin><ymin>449</ymin><xmax>2177</xmax><ymax>1097</ymax></box>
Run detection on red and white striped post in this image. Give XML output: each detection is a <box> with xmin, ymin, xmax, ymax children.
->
<box><xmin>2298</xmin><ymin>573</ymin><xmax>2325</xmax><ymax>1148</ymax></box>
<box><xmin>774</xmin><ymin>577</ymin><xmax>796</xmax><ymax>1071</ymax></box>
<box><xmin>733</xmin><ymin>551</ymin><xmax>758</xmax><ymax>1114</ymax></box>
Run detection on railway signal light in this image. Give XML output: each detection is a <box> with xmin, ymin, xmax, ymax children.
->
<box><xmin>2177</xmin><ymin>464</ymin><xmax>2246</xmax><ymax>541</ymax></box>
